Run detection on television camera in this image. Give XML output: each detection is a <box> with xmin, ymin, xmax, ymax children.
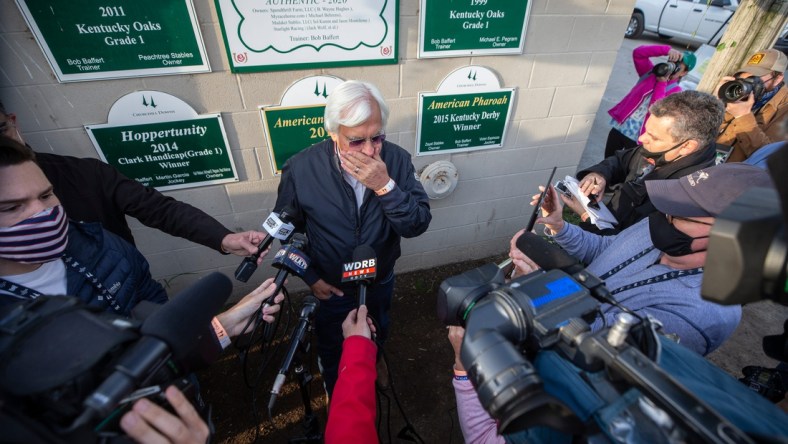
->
<box><xmin>0</xmin><ymin>272</ymin><xmax>233</xmax><ymax>442</ymax></box>
<box><xmin>437</xmin><ymin>147</ymin><xmax>788</xmax><ymax>442</ymax></box>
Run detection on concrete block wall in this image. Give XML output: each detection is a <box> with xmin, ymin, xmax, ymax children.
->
<box><xmin>0</xmin><ymin>0</ymin><xmax>635</xmax><ymax>300</ymax></box>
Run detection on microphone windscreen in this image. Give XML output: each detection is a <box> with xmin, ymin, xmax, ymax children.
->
<box><xmin>279</xmin><ymin>204</ymin><xmax>298</xmax><ymax>222</ymax></box>
<box><xmin>515</xmin><ymin>232</ymin><xmax>579</xmax><ymax>272</ymax></box>
<box><xmin>141</xmin><ymin>272</ymin><xmax>232</xmax><ymax>359</ymax></box>
<box><xmin>352</xmin><ymin>244</ymin><xmax>376</xmax><ymax>262</ymax></box>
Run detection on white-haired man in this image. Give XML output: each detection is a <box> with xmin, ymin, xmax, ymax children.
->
<box><xmin>274</xmin><ymin>80</ymin><xmax>432</xmax><ymax>396</ymax></box>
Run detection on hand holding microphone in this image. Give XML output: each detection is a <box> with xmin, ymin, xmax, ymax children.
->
<box><xmin>341</xmin><ymin>305</ymin><xmax>376</xmax><ymax>340</ymax></box>
<box><xmin>234</xmin><ymin>206</ymin><xmax>297</xmax><ymax>282</ymax></box>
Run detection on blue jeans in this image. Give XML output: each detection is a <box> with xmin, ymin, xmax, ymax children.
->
<box><xmin>315</xmin><ymin>272</ymin><xmax>394</xmax><ymax>396</ymax></box>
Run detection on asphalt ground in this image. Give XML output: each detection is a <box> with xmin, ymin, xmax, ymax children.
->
<box><xmin>577</xmin><ymin>34</ymin><xmax>788</xmax><ymax>377</ymax></box>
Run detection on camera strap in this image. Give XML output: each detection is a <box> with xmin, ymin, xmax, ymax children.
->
<box><xmin>0</xmin><ymin>255</ymin><xmax>122</xmax><ymax>313</ymax></box>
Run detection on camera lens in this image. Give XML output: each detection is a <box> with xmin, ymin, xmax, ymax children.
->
<box><xmin>718</xmin><ymin>79</ymin><xmax>752</xmax><ymax>103</ymax></box>
<box><xmin>652</xmin><ymin>62</ymin><xmax>679</xmax><ymax>78</ymax></box>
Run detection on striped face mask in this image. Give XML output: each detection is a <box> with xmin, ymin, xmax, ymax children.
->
<box><xmin>0</xmin><ymin>205</ymin><xmax>68</xmax><ymax>264</ymax></box>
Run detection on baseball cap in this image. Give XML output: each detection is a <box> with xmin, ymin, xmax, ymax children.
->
<box><xmin>682</xmin><ymin>51</ymin><xmax>697</xmax><ymax>72</ymax></box>
<box><xmin>739</xmin><ymin>49</ymin><xmax>788</xmax><ymax>77</ymax></box>
<box><xmin>646</xmin><ymin>163</ymin><xmax>774</xmax><ymax>217</ymax></box>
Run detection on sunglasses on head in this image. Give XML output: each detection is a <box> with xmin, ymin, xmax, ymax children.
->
<box><xmin>346</xmin><ymin>133</ymin><xmax>385</xmax><ymax>148</ymax></box>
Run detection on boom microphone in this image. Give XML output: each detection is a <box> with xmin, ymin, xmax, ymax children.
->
<box><xmin>269</xmin><ymin>295</ymin><xmax>319</xmax><ymax>411</ymax></box>
<box><xmin>81</xmin><ymin>272</ymin><xmax>233</xmax><ymax>419</ymax></box>
<box><xmin>235</xmin><ymin>206</ymin><xmax>297</xmax><ymax>282</ymax></box>
<box><xmin>342</xmin><ymin>245</ymin><xmax>377</xmax><ymax>306</ymax></box>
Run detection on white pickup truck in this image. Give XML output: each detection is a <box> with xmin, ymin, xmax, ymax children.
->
<box><xmin>625</xmin><ymin>0</ymin><xmax>738</xmax><ymax>46</ymax></box>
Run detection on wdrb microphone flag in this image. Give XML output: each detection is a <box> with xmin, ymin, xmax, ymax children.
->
<box><xmin>341</xmin><ymin>259</ymin><xmax>377</xmax><ymax>282</ymax></box>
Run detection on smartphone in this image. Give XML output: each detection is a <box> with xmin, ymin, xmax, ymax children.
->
<box><xmin>526</xmin><ymin>166</ymin><xmax>557</xmax><ymax>232</ymax></box>
<box><xmin>554</xmin><ymin>180</ymin><xmax>572</xmax><ymax>198</ymax></box>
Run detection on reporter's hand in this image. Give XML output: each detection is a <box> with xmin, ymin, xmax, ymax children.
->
<box><xmin>310</xmin><ymin>279</ymin><xmax>344</xmax><ymax>300</ymax></box>
<box><xmin>120</xmin><ymin>385</ymin><xmax>209</xmax><ymax>444</ymax></box>
<box><xmin>578</xmin><ymin>173</ymin><xmax>605</xmax><ymax>199</ymax></box>
<box><xmin>215</xmin><ymin>277</ymin><xmax>285</xmax><ymax>337</ymax></box>
<box><xmin>509</xmin><ymin>229</ymin><xmax>542</xmax><ymax>278</ymax></box>
<box><xmin>341</xmin><ymin>305</ymin><xmax>376</xmax><ymax>339</ymax></box>
<box><xmin>530</xmin><ymin>185</ymin><xmax>564</xmax><ymax>234</ymax></box>
<box><xmin>221</xmin><ymin>230</ymin><xmax>268</xmax><ymax>263</ymax></box>
<box><xmin>447</xmin><ymin>326</ymin><xmax>466</xmax><ymax>372</ymax></box>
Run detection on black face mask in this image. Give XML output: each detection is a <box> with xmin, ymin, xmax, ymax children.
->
<box><xmin>638</xmin><ymin>139</ymin><xmax>687</xmax><ymax>167</ymax></box>
<box><xmin>648</xmin><ymin>212</ymin><xmax>708</xmax><ymax>257</ymax></box>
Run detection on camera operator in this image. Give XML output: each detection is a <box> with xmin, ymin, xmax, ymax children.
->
<box><xmin>717</xmin><ymin>49</ymin><xmax>788</xmax><ymax>163</ymax></box>
<box><xmin>604</xmin><ymin>44</ymin><xmax>695</xmax><ymax>158</ymax></box>
<box><xmin>512</xmin><ymin>163</ymin><xmax>773</xmax><ymax>356</ymax></box>
<box><xmin>117</xmin><ymin>279</ymin><xmax>285</xmax><ymax>443</ymax></box>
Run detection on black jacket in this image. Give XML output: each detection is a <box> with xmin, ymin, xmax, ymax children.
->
<box><xmin>274</xmin><ymin>139</ymin><xmax>431</xmax><ymax>289</ymax></box>
<box><xmin>578</xmin><ymin>142</ymin><xmax>716</xmax><ymax>231</ymax></box>
<box><xmin>36</xmin><ymin>152</ymin><xmax>232</xmax><ymax>251</ymax></box>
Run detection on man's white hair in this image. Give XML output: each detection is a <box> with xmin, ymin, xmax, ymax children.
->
<box><xmin>324</xmin><ymin>80</ymin><xmax>389</xmax><ymax>133</ymax></box>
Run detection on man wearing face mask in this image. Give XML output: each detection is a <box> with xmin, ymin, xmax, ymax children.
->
<box><xmin>0</xmin><ymin>136</ymin><xmax>167</xmax><ymax>315</ymax></box>
<box><xmin>569</xmin><ymin>91</ymin><xmax>721</xmax><ymax>234</ymax></box>
<box><xmin>510</xmin><ymin>163</ymin><xmax>774</xmax><ymax>356</ymax></box>
<box><xmin>716</xmin><ymin>49</ymin><xmax>788</xmax><ymax>163</ymax></box>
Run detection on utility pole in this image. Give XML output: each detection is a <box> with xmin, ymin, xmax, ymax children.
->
<box><xmin>697</xmin><ymin>0</ymin><xmax>788</xmax><ymax>94</ymax></box>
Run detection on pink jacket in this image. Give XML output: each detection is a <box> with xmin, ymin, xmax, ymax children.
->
<box><xmin>608</xmin><ymin>45</ymin><xmax>683</xmax><ymax>134</ymax></box>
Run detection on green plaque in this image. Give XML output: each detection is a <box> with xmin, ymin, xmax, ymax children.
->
<box><xmin>417</xmin><ymin>90</ymin><xmax>514</xmax><ymax>155</ymax></box>
<box><xmin>87</xmin><ymin>116</ymin><xmax>238</xmax><ymax>191</ymax></box>
<box><xmin>419</xmin><ymin>0</ymin><xmax>530</xmax><ymax>58</ymax></box>
<box><xmin>15</xmin><ymin>0</ymin><xmax>209</xmax><ymax>82</ymax></box>
<box><xmin>262</xmin><ymin>105</ymin><xmax>330</xmax><ymax>174</ymax></box>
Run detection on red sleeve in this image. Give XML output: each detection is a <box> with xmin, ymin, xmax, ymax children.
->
<box><xmin>324</xmin><ymin>336</ymin><xmax>379</xmax><ymax>444</ymax></box>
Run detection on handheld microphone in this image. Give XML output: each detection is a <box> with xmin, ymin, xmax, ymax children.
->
<box><xmin>262</xmin><ymin>234</ymin><xmax>310</xmax><ymax>340</ymax></box>
<box><xmin>82</xmin><ymin>272</ymin><xmax>233</xmax><ymax>419</ymax></box>
<box><xmin>268</xmin><ymin>295</ymin><xmax>319</xmax><ymax>411</ymax></box>
<box><xmin>234</xmin><ymin>206</ymin><xmax>297</xmax><ymax>282</ymax></box>
<box><xmin>341</xmin><ymin>245</ymin><xmax>377</xmax><ymax>306</ymax></box>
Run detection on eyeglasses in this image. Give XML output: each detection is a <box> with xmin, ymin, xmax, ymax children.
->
<box><xmin>666</xmin><ymin>214</ymin><xmax>713</xmax><ymax>226</ymax></box>
<box><xmin>346</xmin><ymin>133</ymin><xmax>385</xmax><ymax>148</ymax></box>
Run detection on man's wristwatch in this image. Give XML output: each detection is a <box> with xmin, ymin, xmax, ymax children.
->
<box><xmin>375</xmin><ymin>178</ymin><xmax>396</xmax><ymax>196</ymax></box>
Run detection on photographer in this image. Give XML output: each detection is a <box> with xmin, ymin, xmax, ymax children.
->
<box><xmin>605</xmin><ymin>44</ymin><xmax>695</xmax><ymax>158</ymax></box>
<box><xmin>717</xmin><ymin>49</ymin><xmax>788</xmax><ymax>163</ymax></box>
<box><xmin>513</xmin><ymin>163</ymin><xmax>773</xmax><ymax>356</ymax></box>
